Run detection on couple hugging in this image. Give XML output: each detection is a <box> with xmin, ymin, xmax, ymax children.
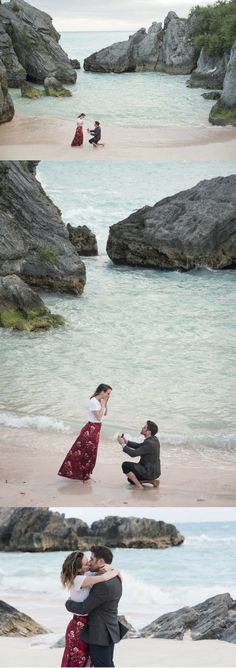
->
<box><xmin>61</xmin><ymin>544</ymin><xmax>128</xmax><ymax>668</ymax></box>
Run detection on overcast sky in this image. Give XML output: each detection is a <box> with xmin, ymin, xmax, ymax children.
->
<box><xmin>16</xmin><ymin>0</ymin><xmax>218</xmax><ymax>31</ymax></box>
<box><xmin>53</xmin><ymin>507</ymin><xmax>236</xmax><ymax>525</ymax></box>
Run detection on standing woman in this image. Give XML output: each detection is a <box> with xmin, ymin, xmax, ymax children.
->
<box><xmin>71</xmin><ymin>113</ymin><xmax>86</xmax><ymax>147</ymax></box>
<box><xmin>58</xmin><ymin>384</ymin><xmax>112</xmax><ymax>481</ymax></box>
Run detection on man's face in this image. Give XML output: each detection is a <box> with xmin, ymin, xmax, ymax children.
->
<box><xmin>141</xmin><ymin>423</ymin><xmax>148</xmax><ymax>436</ymax></box>
<box><xmin>89</xmin><ymin>553</ymin><xmax>105</xmax><ymax>572</ymax></box>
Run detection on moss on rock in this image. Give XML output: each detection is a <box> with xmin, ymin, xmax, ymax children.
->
<box><xmin>0</xmin><ymin>307</ymin><xmax>64</xmax><ymax>331</ymax></box>
<box><xmin>209</xmin><ymin>104</ymin><xmax>236</xmax><ymax>125</ymax></box>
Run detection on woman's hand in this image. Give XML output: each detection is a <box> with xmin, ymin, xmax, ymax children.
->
<box><xmin>101</xmin><ymin>568</ymin><xmax>120</xmax><ymax>582</ymax></box>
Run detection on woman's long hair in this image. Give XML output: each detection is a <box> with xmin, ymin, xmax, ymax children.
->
<box><xmin>61</xmin><ymin>551</ymin><xmax>84</xmax><ymax>589</ymax></box>
<box><xmin>90</xmin><ymin>384</ymin><xmax>112</xmax><ymax>399</ymax></box>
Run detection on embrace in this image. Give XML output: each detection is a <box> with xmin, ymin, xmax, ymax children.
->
<box><xmin>61</xmin><ymin>545</ymin><xmax>128</xmax><ymax>668</ymax></box>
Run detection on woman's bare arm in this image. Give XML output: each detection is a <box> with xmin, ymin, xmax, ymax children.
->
<box><xmin>80</xmin><ymin>569</ymin><xmax>120</xmax><ymax>588</ymax></box>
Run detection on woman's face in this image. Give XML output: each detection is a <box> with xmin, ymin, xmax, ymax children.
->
<box><xmin>103</xmin><ymin>389</ymin><xmax>112</xmax><ymax>400</ymax></box>
<box><xmin>81</xmin><ymin>555</ymin><xmax>89</xmax><ymax>572</ymax></box>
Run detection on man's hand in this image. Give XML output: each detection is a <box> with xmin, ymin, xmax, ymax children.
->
<box><xmin>117</xmin><ymin>435</ymin><xmax>126</xmax><ymax>446</ymax></box>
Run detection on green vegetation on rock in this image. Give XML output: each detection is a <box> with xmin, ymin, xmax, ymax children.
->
<box><xmin>19</xmin><ymin>26</ymin><xmax>33</xmax><ymax>49</ymax></box>
<box><xmin>190</xmin><ymin>0</ymin><xmax>236</xmax><ymax>56</ymax></box>
<box><xmin>209</xmin><ymin>103</ymin><xmax>236</xmax><ymax>123</ymax></box>
<box><xmin>0</xmin><ymin>307</ymin><xmax>65</xmax><ymax>331</ymax></box>
<box><xmin>37</xmin><ymin>243</ymin><xmax>60</xmax><ymax>264</ymax></box>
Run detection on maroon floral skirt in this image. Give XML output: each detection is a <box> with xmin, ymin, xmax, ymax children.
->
<box><xmin>58</xmin><ymin>421</ymin><xmax>101</xmax><ymax>481</ymax></box>
<box><xmin>71</xmin><ymin>125</ymin><xmax>83</xmax><ymax>146</ymax></box>
<box><xmin>61</xmin><ymin>614</ymin><xmax>91</xmax><ymax>667</ymax></box>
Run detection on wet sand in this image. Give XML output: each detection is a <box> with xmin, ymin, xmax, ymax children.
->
<box><xmin>0</xmin><ymin>425</ymin><xmax>235</xmax><ymax>507</ymax></box>
<box><xmin>1</xmin><ymin>637</ymin><xmax>236</xmax><ymax>668</ymax></box>
<box><xmin>0</xmin><ymin>116</ymin><xmax>236</xmax><ymax>160</ymax></box>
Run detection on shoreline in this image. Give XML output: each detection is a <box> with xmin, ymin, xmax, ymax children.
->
<box><xmin>0</xmin><ymin>637</ymin><xmax>236</xmax><ymax>668</ymax></box>
<box><xmin>1</xmin><ymin>116</ymin><xmax>236</xmax><ymax>160</ymax></box>
<box><xmin>0</xmin><ymin>424</ymin><xmax>235</xmax><ymax>506</ymax></box>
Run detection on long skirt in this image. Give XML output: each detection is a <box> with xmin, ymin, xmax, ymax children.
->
<box><xmin>58</xmin><ymin>421</ymin><xmax>101</xmax><ymax>481</ymax></box>
<box><xmin>71</xmin><ymin>125</ymin><xmax>83</xmax><ymax>146</ymax></box>
<box><xmin>61</xmin><ymin>614</ymin><xmax>91</xmax><ymax>667</ymax></box>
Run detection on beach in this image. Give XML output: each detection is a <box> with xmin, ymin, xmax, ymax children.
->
<box><xmin>0</xmin><ymin>116</ymin><xmax>236</xmax><ymax>160</ymax></box>
<box><xmin>1</xmin><ymin>424</ymin><xmax>235</xmax><ymax>507</ymax></box>
<box><xmin>1</xmin><ymin>637</ymin><xmax>236</xmax><ymax>667</ymax></box>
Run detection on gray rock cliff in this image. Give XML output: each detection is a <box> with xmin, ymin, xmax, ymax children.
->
<box><xmin>0</xmin><ymin>57</ymin><xmax>14</xmax><ymax>122</ymax></box>
<box><xmin>209</xmin><ymin>41</ymin><xmax>236</xmax><ymax>126</ymax></box>
<box><xmin>187</xmin><ymin>47</ymin><xmax>229</xmax><ymax>89</ymax></box>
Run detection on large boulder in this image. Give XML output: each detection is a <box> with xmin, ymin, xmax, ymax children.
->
<box><xmin>0</xmin><ymin>161</ymin><xmax>86</xmax><ymax>295</ymax></box>
<box><xmin>0</xmin><ymin>600</ymin><xmax>47</xmax><ymax>636</ymax></box>
<box><xmin>187</xmin><ymin>47</ymin><xmax>229</xmax><ymax>89</ymax></box>
<box><xmin>209</xmin><ymin>41</ymin><xmax>236</xmax><ymax>126</ymax></box>
<box><xmin>0</xmin><ymin>508</ymin><xmax>184</xmax><ymax>551</ymax></box>
<box><xmin>84</xmin><ymin>13</ymin><xmax>196</xmax><ymax>74</ymax></box>
<box><xmin>106</xmin><ymin>175</ymin><xmax>236</xmax><ymax>271</ymax></box>
<box><xmin>140</xmin><ymin>594</ymin><xmax>236</xmax><ymax>643</ymax></box>
<box><xmin>20</xmin><ymin>80</ymin><xmax>44</xmax><ymax>98</ymax></box>
<box><xmin>0</xmin><ymin>57</ymin><xmax>14</xmax><ymax>122</ymax></box>
<box><xmin>0</xmin><ymin>0</ymin><xmax>76</xmax><ymax>84</ymax></box>
<box><xmin>44</xmin><ymin>75</ymin><xmax>72</xmax><ymax>97</ymax></box>
<box><xmin>67</xmin><ymin>223</ymin><xmax>98</xmax><ymax>256</ymax></box>
<box><xmin>0</xmin><ymin>274</ymin><xmax>64</xmax><ymax>331</ymax></box>
<box><xmin>0</xmin><ymin>23</ymin><xmax>26</xmax><ymax>87</ymax></box>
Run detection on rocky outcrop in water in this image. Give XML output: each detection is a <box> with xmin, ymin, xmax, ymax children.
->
<box><xmin>140</xmin><ymin>594</ymin><xmax>236</xmax><ymax>643</ymax></box>
<box><xmin>44</xmin><ymin>76</ymin><xmax>72</xmax><ymax>97</ymax></box>
<box><xmin>209</xmin><ymin>41</ymin><xmax>236</xmax><ymax>126</ymax></box>
<box><xmin>0</xmin><ymin>508</ymin><xmax>184</xmax><ymax>551</ymax></box>
<box><xmin>0</xmin><ymin>57</ymin><xmax>14</xmax><ymax>122</ymax></box>
<box><xmin>20</xmin><ymin>80</ymin><xmax>43</xmax><ymax>98</ymax></box>
<box><xmin>187</xmin><ymin>47</ymin><xmax>229</xmax><ymax>89</ymax></box>
<box><xmin>0</xmin><ymin>161</ymin><xmax>86</xmax><ymax>295</ymax></box>
<box><xmin>0</xmin><ymin>600</ymin><xmax>47</xmax><ymax>636</ymax></box>
<box><xmin>67</xmin><ymin>224</ymin><xmax>98</xmax><ymax>256</ymax></box>
<box><xmin>0</xmin><ymin>0</ymin><xmax>76</xmax><ymax>86</ymax></box>
<box><xmin>0</xmin><ymin>274</ymin><xmax>64</xmax><ymax>331</ymax></box>
<box><xmin>106</xmin><ymin>175</ymin><xmax>236</xmax><ymax>271</ymax></box>
<box><xmin>84</xmin><ymin>13</ymin><xmax>197</xmax><ymax>74</ymax></box>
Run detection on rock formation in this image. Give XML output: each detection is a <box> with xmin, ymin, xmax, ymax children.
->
<box><xmin>67</xmin><ymin>224</ymin><xmax>98</xmax><ymax>256</ymax></box>
<box><xmin>0</xmin><ymin>508</ymin><xmax>184</xmax><ymax>551</ymax></box>
<box><xmin>53</xmin><ymin>616</ymin><xmax>135</xmax><ymax>649</ymax></box>
<box><xmin>70</xmin><ymin>58</ymin><xmax>80</xmax><ymax>70</ymax></box>
<box><xmin>84</xmin><ymin>13</ymin><xmax>197</xmax><ymax>74</ymax></box>
<box><xmin>0</xmin><ymin>0</ymin><xmax>76</xmax><ymax>86</ymax></box>
<box><xmin>209</xmin><ymin>41</ymin><xmax>236</xmax><ymax>126</ymax></box>
<box><xmin>0</xmin><ymin>274</ymin><xmax>64</xmax><ymax>331</ymax></box>
<box><xmin>0</xmin><ymin>161</ymin><xmax>86</xmax><ymax>295</ymax></box>
<box><xmin>106</xmin><ymin>175</ymin><xmax>236</xmax><ymax>271</ymax></box>
<box><xmin>0</xmin><ymin>57</ymin><xmax>14</xmax><ymax>123</ymax></box>
<box><xmin>20</xmin><ymin>80</ymin><xmax>43</xmax><ymax>98</ymax></box>
<box><xmin>140</xmin><ymin>593</ymin><xmax>236</xmax><ymax>643</ymax></box>
<box><xmin>44</xmin><ymin>76</ymin><xmax>72</xmax><ymax>97</ymax></box>
<box><xmin>187</xmin><ymin>47</ymin><xmax>229</xmax><ymax>89</ymax></box>
<box><xmin>0</xmin><ymin>600</ymin><xmax>47</xmax><ymax>636</ymax></box>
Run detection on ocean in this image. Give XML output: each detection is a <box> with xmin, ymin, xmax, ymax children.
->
<box><xmin>0</xmin><ymin>159</ymin><xmax>236</xmax><ymax>464</ymax></box>
<box><xmin>10</xmin><ymin>31</ymin><xmax>215</xmax><ymax>127</ymax></box>
<box><xmin>0</xmin><ymin>522</ymin><xmax>235</xmax><ymax>634</ymax></box>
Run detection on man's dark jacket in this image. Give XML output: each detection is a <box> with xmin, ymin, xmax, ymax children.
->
<box><xmin>66</xmin><ymin>576</ymin><xmax>123</xmax><ymax>646</ymax></box>
<box><xmin>123</xmin><ymin>435</ymin><xmax>161</xmax><ymax>479</ymax></box>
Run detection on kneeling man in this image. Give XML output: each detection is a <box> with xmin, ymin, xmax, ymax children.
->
<box><xmin>118</xmin><ymin>420</ymin><xmax>160</xmax><ymax>490</ymax></box>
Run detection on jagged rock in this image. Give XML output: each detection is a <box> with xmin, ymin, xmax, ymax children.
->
<box><xmin>0</xmin><ymin>600</ymin><xmax>47</xmax><ymax>636</ymax></box>
<box><xmin>0</xmin><ymin>274</ymin><xmax>64</xmax><ymax>331</ymax></box>
<box><xmin>70</xmin><ymin>58</ymin><xmax>80</xmax><ymax>69</ymax></box>
<box><xmin>0</xmin><ymin>0</ymin><xmax>76</xmax><ymax>85</ymax></box>
<box><xmin>140</xmin><ymin>594</ymin><xmax>236</xmax><ymax>643</ymax></box>
<box><xmin>84</xmin><ymin>13</ymin><xmax>196</xmax><ymax>74</ymax></box>
<box><xmin>106</xmin><ymin>175</ymin><xmax>236</xmax><ymax>271</ymax></box>
<box><xmin>20</xmin><ymin>80</ymin><xmax>44</xmax><ymax>98</ymax></box>
<box><xmin>88</xmin><ymin>516</ymin><xmax>184</xmax><ymax>549</ymax></box>
<box><xmin>202</xmin><ymin>91</ymin><xmax>221</xmax><ymax>100</ymax></box>
<box><xmin>67</xmin><ymin>224</ymin><xmax>98</xmax><ymax>256</ymax></box>
<box><xmin>0</xmin><ymin>23</ymin><xmax>26</xmax><ymax>86</ymax></box>
<box><xmin>187</xmin><ymin>47</ymin><xmax>229</xmax><ymax>89</ymax></box>
<box><xmin>44</xmin><ymin>76</ymin><xmax>72</xmax><ymax>97</ymax></box>
<box><xmin>0</xmin><ymin>508</ymin><xmax>184</xmax><ymax>551</ymax></box>
<box><xmin>0</xmin><ymin>58</ymin><xmax>14</xmax><ymax>123</ymax></box>
<box><xmin>0</xmin><ymin>161</ymin><xmax>86</xmax><ymax>295</ymax></box>
<box><xmin>209</xmin><ymin>41</ymin><xmax>236</xmax><ymax>126</ymax></box>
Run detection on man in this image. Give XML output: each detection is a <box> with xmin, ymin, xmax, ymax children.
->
<box><xmin>88</xmin><ymin>121</ymin><xmax>104</xmax><ymax>147</ymax></box>
<box><xmin>65</xmin><ymin>545</ymin><xmax>127</xmax><ymax>667</ymax></box>
<box><xmin>118</xmin><ymin>420</ymin><xmax>161</xmax><ymax>490</ymax></box>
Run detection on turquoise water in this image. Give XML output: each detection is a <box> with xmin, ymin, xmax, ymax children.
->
<box><xmin>0</xmin><ymin>160</ymin><xmax>236</xmax><ymax>458</ymax></box>
<box><xmin>0</xmin><ymin>523</ymin><xmax>235</xmax><ymax>628</ymax></box>
<box><xmin>10</xmin><ymin>32</ymin><xmax>214</xmax><ymax>126</ymax></box>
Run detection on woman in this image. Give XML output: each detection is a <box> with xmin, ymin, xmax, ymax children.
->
<box><xmin>58</xmin><ymin>384</ymin><xmax>112</xmax><ymax>481</ymax></box>
<box><xmin>71</xmin><ymin>113</ymin><xmax>86</xmax><ymax>147</ymax></box>
<box><xmin>61</xmin><ymin>550</ymin><xmax>119</xmax><ymax>667</ymax></box>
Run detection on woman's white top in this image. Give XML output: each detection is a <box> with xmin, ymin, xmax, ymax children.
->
<box><xmin>69</xmin><ymin>572</ymin><xmax>92</xmax><ymax>615</ymax></box>
<box><xmin>77</xmin><ymin>119</ymin><xmax>83</xmax><ymax>126</ymax></box>
<box><xmin>88</xmin><ymin>397</ymin><xmax>102</xmax><ymax>423</ymax></box>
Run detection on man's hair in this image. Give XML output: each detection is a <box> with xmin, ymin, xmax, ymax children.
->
<box><xmin>95</xmin><ymin>121</ymin><xmax>100</xmax><ymax>126</ymax></box>
<box><xmin>91</xmin><ymin>545</ymin><xmax>113</xmax><ymax>564</ymax></box>
<box><xmin>146</xmin><ymin>420</ymin><xmax>158</xmax><ymax>436</ymax></box>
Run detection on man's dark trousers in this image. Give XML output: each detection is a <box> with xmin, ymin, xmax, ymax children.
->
<box><xmin>90</xmin><ymin>643</ymin><xmax>114</xmax><ymax>667</ymax></box>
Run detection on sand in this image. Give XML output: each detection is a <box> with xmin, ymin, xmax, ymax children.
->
<box><xmin>0</xmin><ymin>424</ymin><xmax>235</xmax><ymax>507</ymax></box>
<box><xmin>1</xmin><ymin>637</ymin><xmax>236</xmax><ymax>667</ymax></box>
<box><xmin>0</xmin><ymin>116</ymin><xmax>236</xmax><ymax>160</ymax></box>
